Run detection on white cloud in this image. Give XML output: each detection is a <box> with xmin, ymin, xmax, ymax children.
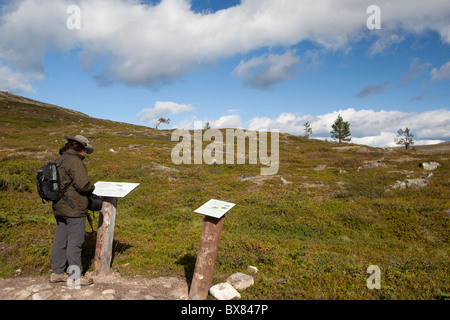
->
<box><xmin>170</xmin><ymin>115</ymin><xmax>201</xmax><ymax>130</ymax></box>
<box><xmin>0</xmin><ymin>62</ymin><xmax>43</xmax><ymax>92</ymax></box>
<box><xmin>0</xmin><ymin>0</ymin><xmax>74</xmax><ymax>72</ymax></box>
<box><xmin>430</xmin><ymin>61</ymin><xmax>450</xmax><ymax>82</ymax></box>
<box><xmin>233</xmin><ymin>50</ymin><xmax>301</xmax><ymax>89</ymax></box>
<box><xmin>1</xmin><ymin>0</ymin><xmax>450</xmax><ymax>87</ymax></box>
<box><xmin>246</xmin><ymin>108</ymin><xmax>450</xmax><ymax>147</ymax></box>
<box><xmin>136</xmin><ymin>101</ymin><xmax>195</xmax><ymax>123</ymax></box>
<box><xmin>210</xmin><ymin>115</ymin><xmax>243</xmax><ymax>129</ymax></box>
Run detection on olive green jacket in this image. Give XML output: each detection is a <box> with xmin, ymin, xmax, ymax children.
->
<box><xmin>52</xmin><ymin>149</ymin><xmax>95</xmax><ymax>217</ymax></box>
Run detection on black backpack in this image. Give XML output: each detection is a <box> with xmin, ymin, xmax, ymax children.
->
<box><xmin>36</xmin><ymin>155</ymin><xmax>75</xmax><ymax>208</ymax></box>
<box><xmin>37</xmin><ymin>155</ymin><xmax>96</xmax><ymax>233</ymax></box>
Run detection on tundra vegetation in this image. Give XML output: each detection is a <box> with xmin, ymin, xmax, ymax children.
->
<box><xmin>0</xmin><ymin>92</ymin><xmax>448</xmax><ymax>300</ymax></box>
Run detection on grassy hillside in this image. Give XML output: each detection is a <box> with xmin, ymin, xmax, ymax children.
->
<box><xmin>0</xmin><ymin>91</ymin><xmax>448</xmax><ymax>299</ymax></box>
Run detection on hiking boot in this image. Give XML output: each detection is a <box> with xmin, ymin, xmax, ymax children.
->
<box><xmin>49</xmin><ymin>273</ymin><xmax>68</xmax><ymax>283</ymax></box>
<box><xmin>67</xmin><ymin>276</ymin><xmax>94</xmax><ymax>287</ymax></box>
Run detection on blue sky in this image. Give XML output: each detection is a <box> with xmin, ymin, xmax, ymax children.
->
<box><xmin>1</xmin><ymin>0</ymin><xmax>449</xmax><ymax>147</ymax></box>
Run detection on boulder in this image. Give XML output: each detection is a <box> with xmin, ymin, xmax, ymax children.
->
<box><xmin>392</xmin><ymin>180</ymin><xmax>406</xmax><ymax>189</ymax></box>
<box><xmin>209</xmin><ymin>283</ymin><xmax>241</xmax><ymax>300</ymax></box>
<box><xmin>404</xmin><ymin>178</ymin><xmax>430</xmax><ymax>189</ymax></box>
<box><xmin>420</xmin><ymin>161</ymin><xmax>440</xmax><ymax>171</ymax></box>
<box><xmin>227</xmin><ymin>273</ymin><xmax>254</xmax><ymax>291</ymax></box>
<box><xmin>392</xmin><ymin>178</ymin><xmax>430</xmax><ymax>190</ymax></box>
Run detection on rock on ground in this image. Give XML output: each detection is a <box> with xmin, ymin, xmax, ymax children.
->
<box><xmin>404</xmin><ymin>179</ymin><xmax>430</xmax><ymax>189</ymax></box>
<box><xmin>420</xmin><ymin>161</ymin><xmax>441</xmax><ymax>171</ymax></box>
<box><xmin>392</xmin><ymin>178</ymin><xmax>430</xmax><ymax>190</ymax></box>
<box><xmin>209</xmin><ymin>283</ymin><xmax>241</xmax><ymax>300</ymax></box>
<box><xmin>227</xmin><ymin>273</ymin><xmax>254</xmax><ymax>291</ymax></box>
<box><xmin>246</xmin><ymin>266</ymin><xmax>258</xmax><ymax>275</ymax></box>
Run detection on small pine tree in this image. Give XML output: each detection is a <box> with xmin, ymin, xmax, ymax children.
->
<box><xmin>395</xmin><ymin>127</ymin><xmax>414</xmax><ymax>150</ymax></box>
<box><xmin>304</xmin><ymin>121</ymin><xmax>312</xmax><ymax>138</ymax></box>
<box><xmin>330</xmin><ymin>114</ymin><xmax>351</xmax><ymax>143</ymax></box>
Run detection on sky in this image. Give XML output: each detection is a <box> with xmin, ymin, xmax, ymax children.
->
<box><xmin>1</xmin><ymin>0</ymin><xmax>450</xmax><ymax>147</ymax></box>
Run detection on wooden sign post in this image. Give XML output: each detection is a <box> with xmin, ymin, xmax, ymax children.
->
<box><xmin>92</xmin><ymin>182</ymin><xmax>139</xmax><ymax>277</ymax></box>
<box><xmin>189</xmin><ymin>199</ymin><xmax>235</xmax><ymax>300</ymax></box>
<box><xmin>93</xmin><ymin>197</ymin><xmax>117</xmax><ymax>276</ymax></box>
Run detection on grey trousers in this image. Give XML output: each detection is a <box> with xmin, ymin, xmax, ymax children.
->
<box><xmin>51</xmin><ymin>216</ymin><xmax>86</xmax><ymax>275</ymax></box>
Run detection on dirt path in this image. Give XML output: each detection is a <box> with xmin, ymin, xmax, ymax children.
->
<box><xmin>0</xmin><ymin>272</ymin><xmax>189</xmax><ymax>300</ymax></box>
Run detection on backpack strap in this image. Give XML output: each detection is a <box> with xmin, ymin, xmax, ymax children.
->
<box><xmin>61</xmin><ymin>192</ymin><xmax>76</xmax><ymax>209</ymax></box>
<box><xmin>56</xmin><ymin>154</ymin><xmax>72</xmax><ymax>167</ymax></box>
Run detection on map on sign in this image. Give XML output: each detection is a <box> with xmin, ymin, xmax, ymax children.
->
<box><xmin>93</xmin><ymin>182</ymin><xmax>140</xmax><ymax>198</ymax></box>
<box><xmin>194</xmin><ymin>199</ymin><xmax>236</xmax><ymax>219</ymax></box>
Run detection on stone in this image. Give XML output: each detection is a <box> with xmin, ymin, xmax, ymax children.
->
<box><xmin>13</xmin><ymin>289</ymin><xmax>32</xmax><ymax>300</ymax></box>
<box><xmin>404</xmin><ymin>178</ymin><xmax>430</xmax><ymax>189</ymax></box>
<box><xmin>247</xmin><ymin>266</ymin><xmax>258</xmax><ymax>275</ymax></box>
<box><xmin>102</xmin><ymin>289</ymin><xmax>116</xmax><ymax>295</ymax></box>
<box><xmin>392</xmin><ymin>179</ymin><xmax>429</xmax><ymax>190</ymax></box>
<box><xmin>423</xmin><ymin>172</ymin><xmax>433</xmax><ymax>178</ymax></box>
<box><xmin>227</xmin><ymin>273</ymin><xmax>254</xmax><ymax>291</ymax></box>
<box><xmin>420</xmin><ymin>161</ymin><xmax>440</xmax><ymax>171</ymax></box>
<box><xmin>392</xmin><ymin>180</ymin><xmax>406</xmax><ymax>189</ymax></box>
<box><xmin>27</xmin><ymin>283</ymin><xmax>52</xmax><ymax>293</ymax></box>
<box><xmin>209</xmin><ymin>283</ymin><xmax>241</xmax><ymax>300</ymax></box>
<box><xmin>32</xmin><ymin>290</ymin><xmax>53</xmax><ymax>300</ymax></box>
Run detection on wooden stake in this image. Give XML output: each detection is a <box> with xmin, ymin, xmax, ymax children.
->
<box><xmin>93</xmin><ymin>197</ymin><xmax>118</xmax><ymax>276</ymax></box>
<box><xmin>189</xmin><ymin>215</ymin><xmax>225</xmax><ymax>300</ymax></box>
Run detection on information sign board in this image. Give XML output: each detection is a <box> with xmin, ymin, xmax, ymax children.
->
<box><xmin>194</xmin><ymin>199</ymin><xmax>236</xmax><ymax>219</ymax></box>
<box><xmin>93</xmin><ymin>181</ymin><xmax>140</xmax><ymax>198</ymax></box>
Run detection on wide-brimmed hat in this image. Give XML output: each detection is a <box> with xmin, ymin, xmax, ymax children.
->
<box><xmin>65</xmin><ymin>135</ymin><xmax>94</xmax><ymax>154</ymax></box>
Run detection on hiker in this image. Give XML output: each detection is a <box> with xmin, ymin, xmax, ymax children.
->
<box><xmin>49</xmin><ymin>135</ymin><xmax>95</xmax><ymax>286</ymax></box>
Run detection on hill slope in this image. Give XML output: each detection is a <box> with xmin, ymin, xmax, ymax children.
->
<box><xmin>0</xmin><ymin>92</ymin><xmax>449</xmax><ymax>300</ymax></box>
